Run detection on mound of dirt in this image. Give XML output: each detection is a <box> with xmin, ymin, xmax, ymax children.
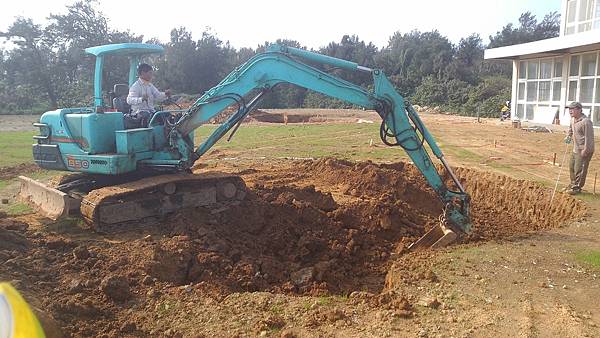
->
<box><xmin>129</xmin><ymin>159</ymin><xmax>586</xmax><ymax>295</ymax></box>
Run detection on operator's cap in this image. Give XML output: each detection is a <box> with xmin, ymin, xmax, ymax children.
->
<box><xmin>567</xmin><ymin>101</ymin><xmax>582</xmax><ymax>109</ymax></box>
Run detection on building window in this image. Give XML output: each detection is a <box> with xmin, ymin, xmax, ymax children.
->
<box><xmin>570</xmin><ymin>55</ymin><xmax>580</xmax><ymax>76</ymax></box>
<box><xmin>581</xmin><ymin>79</ymin><xmax>595</xmax><ymax>102</ymax></box>
<box><xmin>517</xmin><ymin>58</ymin><xmax>563</xmax><ymax>121</ymax></box>
<box><xmin>553</xmin><ymin>81</ymin><xmax>562</xmax><ymax>101</ymax></box>
<box><xmin>569</xmin><ymin>81</ymin><xmax>578</xmax><ymax>101</ymax></box>
<box><xmin>518</xmin><ymin>83</ymin><xmax>525</xmax><ymax>100</ymax></box>
<box><xmin>567</xmin><ymin>51</ymin><xmax>600</xmax><ymax>126</ymax></box>
<box><xmin>527</xmin><ymin>82</ymin><xmax>538</xmax><ymax>101</ymax></box>
<box><xmin>554</xmin><ymin>58</ymin><xmax>563</xmax><ymax>77</ymax></box>
<box><xmin>582</xmin><ymin>53</ymin><xmax>597</xmax><ymax>76</ymax></box>
<box><xmin>527</xmin><ymin>62</ymin><xmax>539</xmax><ymax>79</ymax></box>
<box><xmin>565</xmin><ymin>0</ymin><xmax>600</xmax><ymax>34</ymax></box>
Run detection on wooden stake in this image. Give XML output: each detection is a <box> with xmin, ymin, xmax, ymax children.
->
<box><xmin>594</xmin><ymin>172</ymin><xmax>597</xmax><ymax>195</ymax></box>
<box><xmin>553</xmin><ymin>153</ymin><xmax>557</xmax><ymax>166</ymax></box>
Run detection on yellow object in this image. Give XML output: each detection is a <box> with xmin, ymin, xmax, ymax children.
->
<box><xmin>0</xmin><ymin>283</ymin><xmax>46</xmax><ymax>338</ymax></box>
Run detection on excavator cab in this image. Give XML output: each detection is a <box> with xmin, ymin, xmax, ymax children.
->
<box><xmin>84</xmin><ymin>43</ymin><xmax>164</xmax><ymax>111</ymax></box>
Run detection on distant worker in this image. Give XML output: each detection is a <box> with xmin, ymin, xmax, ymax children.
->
<box><xmin>564</xmin><ymin>101</ymin><xmax>594</xmax><ymax>195</ymax></box>
<box><xmin>126</xmin><ymin>63</ymin><xmax>171</xmax><ymax>128</ymax></box>
<box><xmin>500</xmin><ymin>100</ymin><xmax>510</xmax><ymax>121</ymax></box>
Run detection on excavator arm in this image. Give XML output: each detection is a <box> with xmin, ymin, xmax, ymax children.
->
<box><xmin>171</xmin><ymin>44</ymin><xmax>471</xmax><ymax>246</ymax></box>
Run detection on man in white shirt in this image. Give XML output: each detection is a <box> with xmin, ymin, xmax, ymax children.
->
<box><xmin>125</xmin><ymin>63</ymin><xmax>171</xmax><ymax>128</ymax></box>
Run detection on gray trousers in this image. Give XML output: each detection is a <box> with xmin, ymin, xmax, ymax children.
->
<box><xmin>569</xmin><ymin>152</ymin><xmax>592</xmax><ymax>191</ymax></box>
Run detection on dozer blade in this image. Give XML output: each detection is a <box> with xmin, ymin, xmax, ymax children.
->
<box><xmin>408</xmin><ymin>223</ymin><xmax>457</xmax><ymax>251</ymax></box>
<box><xmin>18</xmin><ymin>176</ymin><xmax>81</xmax><ymax>220</ymax></box>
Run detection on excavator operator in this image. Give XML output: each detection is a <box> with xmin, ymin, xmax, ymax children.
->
<box><xmin>126</xmin><ymin>63</ymin><xmax>171</xmax><ymax>128</ymax></box>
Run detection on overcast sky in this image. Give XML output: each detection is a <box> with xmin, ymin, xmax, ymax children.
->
<box><xmin>1</xmin><ymin>0</ymin><xmax>561</xmax><ymax>49</ymax></box>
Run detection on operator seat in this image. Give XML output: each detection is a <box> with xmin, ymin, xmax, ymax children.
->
<box><xmin>112</xmin><ymin>84</ymin><xmax>130</xmax><ymax>114</ymax></box>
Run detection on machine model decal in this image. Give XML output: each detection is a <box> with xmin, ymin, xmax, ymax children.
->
<box><xmin>66</xmin><ymin>157</ymin><xmax>90</xmax><ymax>169</ymax></box>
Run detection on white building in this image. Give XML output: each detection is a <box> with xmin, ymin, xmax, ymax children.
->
<box><xmin>484</xmin><ymin>0</ymin><xmax>600</xmax><ymax>127</ymax></box>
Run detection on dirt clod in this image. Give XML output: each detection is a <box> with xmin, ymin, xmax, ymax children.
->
<box><xmin>100</xmin><ymin>275</ymin><xmax>130</xmax><ymax>301</ymax></box>
<box><xmin>72</xmin><ymin>246</ymin><xmax>90</xmax><ymax>260</ymax></box>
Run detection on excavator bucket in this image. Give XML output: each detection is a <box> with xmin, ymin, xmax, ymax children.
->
<box><xmin>408</xmin><ymin>223</ymin><xmax>457</xmax><ymax>251</ymax></box>
<box><xmin>17</xmin><ymin>176</ymin><xmax>81</xmax><ymax>220</ymax></box>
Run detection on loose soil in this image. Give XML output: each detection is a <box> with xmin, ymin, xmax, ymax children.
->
<box><xmin>0</xmin><ymin>157</ymin><xmax>587</xmax><ymax>337</ymax></box>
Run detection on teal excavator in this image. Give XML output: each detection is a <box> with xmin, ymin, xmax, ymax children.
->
<box><xmin>19</xmin><ymin>43</ymin><xmax>471</xmax><ymax>249</ymax></box>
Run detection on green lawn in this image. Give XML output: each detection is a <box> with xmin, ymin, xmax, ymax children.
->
<box><xmin>575</xmin><ymin>250</ymin><xmax>600</xmax><ymax>270</ymax></box>
<box><xmin>194</xmin><ymin>123</ymin><xmax>409</xmax><ymax>162</ymax></box>
<box><xmin>0</xmin><ymin>123</ymin><xmax>510</xmax><ymax>169</ymax></box>
<box><xmin>0</xmin><ymin>131</ymin><xmax>35</xmax><ymax>167</ymax></box>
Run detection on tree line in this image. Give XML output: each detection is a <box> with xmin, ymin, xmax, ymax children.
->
<box><xmin>0</xmin><ymin>0</ymin><xmax>560</xmax><ymax>117</ymax></box>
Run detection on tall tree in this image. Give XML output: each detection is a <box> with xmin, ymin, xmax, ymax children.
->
<box><xmin>0</xmin><ymin>18</ymin><xmax>59</xmax><ymax>109</ymax></box>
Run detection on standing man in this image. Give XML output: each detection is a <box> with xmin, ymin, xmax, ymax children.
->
<box><xmin>126</xmin><ymin>63</ymin><xmax>171</xmax><ymax>128</ymax></box>
<box><xmin>565</xmin><ymin>101</ymin><xmax>594</xmax><ymax>195</ymax></box>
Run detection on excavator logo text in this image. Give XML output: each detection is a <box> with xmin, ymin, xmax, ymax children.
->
<box><xmin>67</xmin><ymin>157</ymin><xmax>90</xmax><ymax>170</ymax></box>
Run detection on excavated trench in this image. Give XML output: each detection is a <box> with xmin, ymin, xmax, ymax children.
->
<box><xmin>127</xmin><ymin>158</ymin><xmax>587</xmax><ymax>295</ymax></box>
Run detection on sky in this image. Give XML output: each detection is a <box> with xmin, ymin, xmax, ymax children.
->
<box><xmin>0</xmin><ymin>0</ymin><xmax>561</xmax><ymax>49</ymax></box>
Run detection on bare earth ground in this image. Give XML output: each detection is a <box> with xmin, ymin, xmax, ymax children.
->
<box><xmin>1</xmin><ymin>110</ymin><xmax>600</xmax><ymax>338</ymax></box>
<box><xmin>0</xmin><ymin>114</ymin><xmax>40</xmax><ymax>131</ymax></box>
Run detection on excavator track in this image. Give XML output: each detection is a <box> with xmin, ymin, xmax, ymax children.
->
<box><xmin>80</xmin><ymin>172</ymin><xmax>246</xmax><ymax>232</ymax></box>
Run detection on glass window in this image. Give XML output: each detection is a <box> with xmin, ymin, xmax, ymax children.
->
<box><xmin>579</xmin><ymin>0</ymin><xmax>593</xmax><ymax>21</ymax></box>
<box><xmin>517</xmin><ymin>104</ymin><xmax>524</xmax><ymax>119</ymax></box>
<box><xmin>527</xmin><ymin>61</ymin><xmax>539</xmax><ymax>79</ymax></box>
<box><xmin>527</xmin><ymin>82</ymin><xmax>538</xmax><ymax>101</ymax></box>
<box><xmin>566</xmin><ymin>26</ymin><xmax>576</xmax><ymax>35</ymax></box>
<box><xmin>567</xmin><ymin>0</ymin><xmax>577</xmax><ymax>23</ymax></box>
<box><xmin>578</xmin><ymin>22</ymin><xmax>592</xmax><ymax>32</ymax></box>
<box><xmin>526</xmin><ymin>104</ymin><xmax>534</xmax><ymax>120</ymax></box>
<box><xmin>570</xmin><ymin>55</ymin><xmax>580</xmax><ymax>76</ymax></box>
<box><xmin>554</xmin><ymin>59</ymin><xmax>563</xmax><ymax>77</ymax></box>
<box><xmin>568</xmin><ymin>80</ymin><xmax>578</xmax><ymax>101</ymax></box>
<box><xmin>596</xmin><ymin>80</ymin><xmax>600</xmax><ymax>103</ymax></box>
<box><xmin>552</xmin><ymin>81</ymin><xmax>562</xmax><ymax>101</ymax></box>
<box><xmin>539</xmin><ymin>81</ymin><xmax>551</xmax><ymax>101</ymax></box>
<box><xmin>582</xmin><ymin>53</ymin><xmax>597</xmax><ymax>76</ymax></box>
<box><xmin>540</xmin><ymin>60</ymin><xmax>552</xmax><ymax>79</ymax></box>
<box><xmin>518</xmin><ymin>82</ymin><xmax>525</xmax><ymax>100</ymax></box>
<box><xmin>519</xmin><ymin>61</ymin><xmax>526</xmax><ymax>79</ymax></box>
<box><xmin>581</xmin><ymin>79</ymin><xmax>594</xmax><ymax>102</ymax></box>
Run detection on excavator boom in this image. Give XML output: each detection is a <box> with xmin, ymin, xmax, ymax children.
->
<box><xmin>171</xmin><ymin>44</ymin><xmax>471</xmax><ymax>241</ymax></box>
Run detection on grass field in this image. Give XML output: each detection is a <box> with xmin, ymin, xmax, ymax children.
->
<box><xmin>0</xmin><ymin>124</ymin><xmax>414</xmax><ymax>169</ymax></box>
<box><xmin>0</xmin><ymin>131</ymin><xmax>36</xmax><ymax>167</ymax></box>
<box><xmin>2</xmin><ymin>118</ymin><xmax>599</xmax><ymax>195</ymax></box>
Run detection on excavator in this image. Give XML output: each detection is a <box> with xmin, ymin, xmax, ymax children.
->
<box><xmin>18</xmin><ymin>43</ymin><xmax>471</xmax><ymax>249</ymax></box>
